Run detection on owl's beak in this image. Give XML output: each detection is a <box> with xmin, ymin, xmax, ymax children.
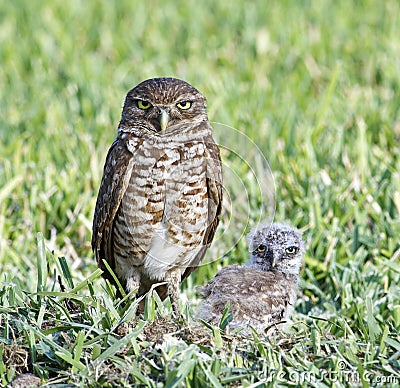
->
<box><xmin>159</xmin><ymin>110</ymin><xmax>169</xmax><ymax>132</ymax></box>
<box><xmin>271</xmin><ymin>251</ymin><xmax>279</xmax><ymax>267</ymax></box>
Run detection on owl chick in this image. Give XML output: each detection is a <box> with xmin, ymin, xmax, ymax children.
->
<box><xmin>197</xmin><ymin>223</ymin><xmax>305</xmax><ymax>335</ymax></box>
<box><xmin>92</xmin><ymin>78</ymin><xmax>222</xmax><ymax>314</ymax></box>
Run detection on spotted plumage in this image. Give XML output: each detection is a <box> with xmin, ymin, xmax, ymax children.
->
<box><xmin>92</xmin><ymin>78</ymin><xmax>222</xmax><ymax>313</ymax></box>
<box><xmin>197</xmin><ymin>223</ymin><xmax>305</xmax><ymax>334</ymax></box>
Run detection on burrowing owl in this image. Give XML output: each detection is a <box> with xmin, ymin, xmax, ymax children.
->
<box><xmin>92</xmin><ymin>77</ymin><xmax>223</xmax><ymax>313</ymax></box>
<box><xmin>198</xmin><ymin>223</ymin><xmax>304</xmax><ymax>334</ymax></box>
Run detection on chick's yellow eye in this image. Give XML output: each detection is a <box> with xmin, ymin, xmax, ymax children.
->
<box><xmin>285</xmin><ymin>246</ymin><xmax>298</xmax><ymax>254</ymax></box>
<box><xmin>176</xmin><ymin>101</ymin><xmax>192</xmax><ymax>110</ymax></box>
<box><xmin>256</xmin><ymin>245</ymin><xmax>266</xmax><ymax>253</ymax></box>
<box><xmin>137</xmin><ymin>100</ymin><xmax>152</xmax><ymax>110</ymax></box>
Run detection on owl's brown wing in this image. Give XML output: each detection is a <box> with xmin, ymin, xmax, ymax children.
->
<box><xmin>197</xmin><ymin>265</ymin><xmax>243</xmax><ymax>297</ymax></box>
<box><xmin>203</xmin><ymin>140</ymin><xmax>223</xmax><ymax>246</ymax></box>
<box><xmin>196</xmin><ymin>265</ymin><xmax>241</xmax><ymax>298</ymax></box>
<box><xmin>92</xmin><ymin>135</ymin><xmax>137</xmax><ymax>276</ymax></box>
<box><xmin>181</xmin><ymin>137</ymin><xmax>223</xmax><ymax>281</ymax></box>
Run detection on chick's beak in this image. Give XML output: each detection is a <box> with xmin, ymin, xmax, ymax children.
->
<box><xmin>159</xmin><ymin>110</ymin><xmax>169</xmax><ymax>132</ymax></box>
<box><xmin>271</xmin><ymin>251</ymin><xmax>280</xmax><ymax>267</ymax></box>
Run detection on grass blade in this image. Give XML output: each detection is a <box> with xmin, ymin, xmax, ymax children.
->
<box><xmin>36</xmin><ymin>233</ymin><xmax>48</xmax><ymax>295</ymax></box>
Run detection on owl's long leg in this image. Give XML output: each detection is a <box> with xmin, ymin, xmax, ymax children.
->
<box><xmin>114</xmin><ymin>269</ymin><xmax>141</xmax><ymax>336</ymax></box>
<box><xmin>124</xmin><ymin>268</ymin><xmax>141</xmax><ymax>298</ymax></box>
<box><xmin>165</xmin><ymin>268</ymin><xmax>182</xmax><ymax>315</ymax></box>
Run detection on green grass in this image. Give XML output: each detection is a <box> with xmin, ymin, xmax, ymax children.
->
<box><xmin>1</xmin><ymin>0</ymin><xmax>400</xmax><ymax>386</ymax></box>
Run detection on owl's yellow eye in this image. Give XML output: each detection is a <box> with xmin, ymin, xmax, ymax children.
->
<box><xmin>285</xmin><ymin>246</ymin><xmax>298</xmax><ymax>254</ymax></box>
<box><xmin>256</xmin><ymin>245</ymin><xmax>267</xmax><ymax>253</ymax></box>
<box><xmin>176</xmin><ymin>100</ymin><xmax>192</xmax><ymax>110</ymax></box>
<box><xmin>137</xmin><ymin>100</ymin><xmax>152</xmax><ymax>110</ymax></box>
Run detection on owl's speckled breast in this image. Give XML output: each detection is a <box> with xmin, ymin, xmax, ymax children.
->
<box><xmin>112</xmin><ymin>136</ymin><xmax>211</xmax><ymax>280</ymax></box>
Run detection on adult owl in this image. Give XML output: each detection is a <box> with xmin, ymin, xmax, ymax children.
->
<box><xmin>92</xmin><ymin>77</ymin><xmax>223</xmax><ymax>314</ymax></box>
<box><xmin>198</xmin><ymin>223</ymin><xmax>304</xmax><ymax>335</ymax></box>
